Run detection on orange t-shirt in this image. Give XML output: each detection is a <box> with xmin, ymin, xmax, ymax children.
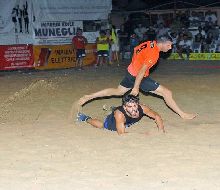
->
<box><xmin>127</xmin><ymin>41</ymin><xmax>159</xmax><ymax>77</ymax></box>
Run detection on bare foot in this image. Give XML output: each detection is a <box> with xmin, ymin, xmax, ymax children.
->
<box><xmin>181</xmin><ymin>113</ymin><xmax>197</xmax><ymax>120</ymax></box>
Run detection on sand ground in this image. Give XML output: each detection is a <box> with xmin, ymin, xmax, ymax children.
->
<box><xmin>0</xmin><ymin>59</ymin><xmax>220</xmax><ymax>190</ymax></box>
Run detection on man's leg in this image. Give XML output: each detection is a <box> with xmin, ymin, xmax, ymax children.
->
<box><xmin>79</xmin><ymin>57</ymin><xmax>83</xmax><ymax>69</ymax></box>
<box><xmin>151</xmin><ymin>85</ymin><xmax>197</xmax><ymax>119</ymax></box>
<box><xmin>78</xmin><ymin>85</ymin><xmax>130</xmax><ymax>106</ymax></box>
<box><xmin>87</xmin><ymin>118</ymin><xmax>103</xmax><ymax>129</ymax></box>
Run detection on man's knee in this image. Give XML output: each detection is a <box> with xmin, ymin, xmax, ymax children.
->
<box><xmin>116</xmin><ymin>86</ymin><xmax>129</xmax><ymax>96</ymax></box>
<box><xmin>163</xmin><ymin>88</ymin><xmax>172</xmax><ymax>98</ymax></box>
<box><xmin>159</xmin><ymin>86</ymin><xmax>173</xmax><ymax>98</ymax></box>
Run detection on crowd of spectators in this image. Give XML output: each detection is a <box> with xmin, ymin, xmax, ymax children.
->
<box><xmin>117</xmin><ymin>10</ymin><xmax>220</xmax><ymax>60</ymax></box>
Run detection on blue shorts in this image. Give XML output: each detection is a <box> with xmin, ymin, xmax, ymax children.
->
<box><xmin>120</xmin><ymin>71</ymin><xmax>160</xmax><ymax>92</ymax></box>
<box><xmin>103</xmin><ymin>117</ymin><xmax>117</xmax><ymax>131</ymax></box>
<box><xmin>76</xmin><ymin>49</ymin><xmax>86</xmax><ymax>58</ymax></box>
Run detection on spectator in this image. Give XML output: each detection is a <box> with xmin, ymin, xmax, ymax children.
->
<box><xmin>111</xmin><ymin>26</ymin><xmax>120</xmax><ymax>65</ymax></box>
<box><xmin>106</xmin><ymin>29</ymin><xmax>113</xmax><ymax>64</ymax></box>
<box><xmin>117</xmin><ymin>24</ymin><xmax>128</xmax><ymax>61</ymax></box>
<box><xmin>194</xmin><ymin>32</ymin><xmax>205</xmax><ymax>43</ymax></box>
<box><xmin>134</xmin><ymin>23</ymin><xmax>147</xmax><ymax>42</ymax></box>
<box><xmin>177</xmin><ymin>34</ymin><xmax>193</xmax><ymax>60</ymax></box>
<box><xmin>181</xmin><ymin>27</ymin><xmax>193</xmax><ymax>40</ymax></box>
<box><xmin>169</xmin><ymin>31</ymin><xmax>178</xmax><ymax>52</ymax></box>
<box><xmin>194</xmin><ymin>32</ymin><xmax>205</xmax><ymax>52</ymax></box>
<box><xmin>207</xmin><ymin>25</ymin><xmax>219</xmax><ymax>40</ymax></box>
<box><xmin>204</xmin><ymin>32</ymin><xmax>214</xmax><ymax>52</ymax></box>
<box><xmin>95</xmin><ymin>30</ymin><xmax>110</xmax><ymax>67</ymax></box>
<box><xmin>194</xmin><ymin>26</ymin><xmax>206</xmax><ymax>37</ymax></box>
<box><xmin>203</xmin><ymin>21</ymin><xmax>213</xmax><ymax>34</ymax></box>
<box><xmin>72</xmin><ymin>28</ymin><xmax>88</xmax><ymax>70</ymax></box>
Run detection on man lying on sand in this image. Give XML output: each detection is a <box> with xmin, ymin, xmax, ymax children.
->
<box><xmin>77</xmin><ymin>94</ymin><xmax>165</xmax><ymax>135</ymax></box>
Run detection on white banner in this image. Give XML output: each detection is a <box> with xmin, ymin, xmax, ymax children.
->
<box><xmin>32</xmin><ymin>0</ymin><xmax>112</xmax><ymax>21</ymax></box>
<box><xmin>0</xmin><ymin>0</ymin><xmax>112</xmax><ymax>45</ymax></box>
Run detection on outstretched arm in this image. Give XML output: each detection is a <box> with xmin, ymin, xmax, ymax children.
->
<box><xmin>140</xmin><ymin>104</ymin><xmax>165</xmax><ymax>133</ymax></box>
<box><xmin>114</xmin><ymin>110</ymin><xmax>126</xmax><ymax>135</ymax></box>
<box><xmin>130</xmin><ymin>64</ymin><xmax>147</xmax><ymax>96</ymax></box>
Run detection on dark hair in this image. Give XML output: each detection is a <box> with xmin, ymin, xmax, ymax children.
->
<box><xmin>122</xmin><ymin>94</ymin><xmax>139</xmax><ymax>105</ymax></box>
<box><xmin>100</xmin><ymin>30</ymin><xmax>106</xmax><ymax>35</ymax></box>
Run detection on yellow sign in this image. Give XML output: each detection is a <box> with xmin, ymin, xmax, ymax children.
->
<box><xmin>168</xmin><ymin>53</ymin><xmax>220</xmax><ymax>60</ymax></box>
<box><xmin>34</xmin><ymin>44</ymin><xmax>96</xmax><ymax>69</ymax></box>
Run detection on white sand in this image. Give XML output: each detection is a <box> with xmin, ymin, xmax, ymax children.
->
<box><xmin>0</xmin><ymin>60</ymin><xmax>220</xmax><ymax>190</ymax></box>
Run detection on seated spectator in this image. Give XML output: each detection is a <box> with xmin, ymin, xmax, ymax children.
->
<box><xmin>194</xmin><ymin>26</ymin><xmax>206</xmax><ymax>37</ymax></box>
<box><xmin>169</xmin><ymin>31</ymin><xmax>178</xmax><ymax>52</ymax></box>
<box><xmin>203</xmin><ymin>21</ymin><xmax>214</xmax><ymax>34</ymax></box>
<box><xmin>177</xmin><ymin>34</ymin><xmax>193</xmax><ymax>60</ymax></box>
<box><xmin>194</xmin><ymin>32</ymin><xmax>205</xmax><ymax>52</ymax></box>
<box><xmin>134</xmin><ymin>24</ymin><xmax>147</xmax><ymax>42</ymax></box>
<box><xmin>176</xmin><ymin>32</ymin><xmax>184</xmax><ymax>44</ymax></box>
<box><xmin>205</xmin><ymin>10</ymin><xmax>217</xmax><ymax>25</ymax></box>
<box><xmin>204</xmin><ymin>32</ymin><xmax>214</xmax><ymax>52</ymax></box>
<box><xmin>181</xmin><ymin>27</ymin><xmax>193</xmax><ymax>40</ymax></box>
<box><xmin>145</xmin><ymin>25</ymin><xmax>156</xmax><ymax>41</ymax></box>
<box><xmin>207</xmin><ymin>25</ymin><xmax>220</xmax><ymax>40</ymax></box>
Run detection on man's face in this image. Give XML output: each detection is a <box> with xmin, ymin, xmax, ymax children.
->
<box><xmin>124</xmin><ymin>102</ymin><xmax>139</xmax><ymax>117</ymax></box>
<box><xmin>161</xmin><ymin>41</ymin><xmax>172</xmax><ymax>52</ymax></box>
<box><xmin>77</xmin><ymin>30</ymin><xmax>82</xmax><ymax>36</ymax></box>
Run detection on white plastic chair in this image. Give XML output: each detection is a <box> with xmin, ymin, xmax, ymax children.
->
<box><xmin>209</xmin><ymin>43</ymin><xmax>217</xmax><ymax>53</ymax></box>
<box><xmin>192</xmin><ymin>42</ymin><xmax>201</xmax><ymax>53</ymax></box>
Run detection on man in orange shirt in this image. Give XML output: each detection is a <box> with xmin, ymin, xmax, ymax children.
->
<box><xmin>76</xmin><ymin>37</ymin><xmax>196</xmax><ymax>120</ymax></box>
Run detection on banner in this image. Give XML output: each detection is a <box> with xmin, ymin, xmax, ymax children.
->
<box><xmin>168</xmin><ymin>53</ymin><xmax>220</xmax><ymax>60</ymax></box>
<box><xmin>34</xmin><ymin>44</ymin><xmax>96</xmax><ymax>70</ymax></box>
<box><xmin>0</xmin><ymin>0</ymin><xmax>112</xmax><ymax>45</ymax></box>
<box><xmin>33</xmin><ymin>20</ymin><xmax>83</xmax><ymax>45</ymax></box>
<box><xmin>0</xmin><ymin>44</ymin><xmax>34</xmax><ymax>70</ymax></box>
<box><xmin>32</xmin><ymin>0</ymin><xmax>112</xmax><ymax>21</ymax></box>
